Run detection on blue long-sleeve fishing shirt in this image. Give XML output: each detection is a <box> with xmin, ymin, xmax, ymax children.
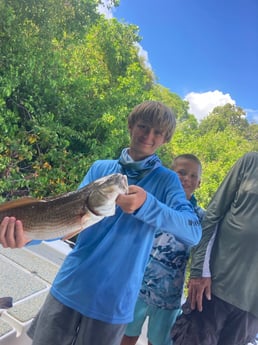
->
<box><xmin>51</xmin><ymin>159</ymin><xmax>202</xmax><ymax>324</ymax></box>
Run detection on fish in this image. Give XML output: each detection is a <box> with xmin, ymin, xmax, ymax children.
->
<box><xmin>0</xmin><ymin>297</ymin><xmax>13</xmax><ymax>309</ymax></box>
<box><xmin>0</xmin><ymin>173</ymin><xmax>128</xmax><ymax>240</ymax></box>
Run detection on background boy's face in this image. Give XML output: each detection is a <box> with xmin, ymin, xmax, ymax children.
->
<box><xmin>128</xmin><ymin>121</ymin><xmax>166</xmax><ymax>160</ymax></box>
<box><xmin>173</xmin><ymin>158</ymin><xmax>201</xmax><ymax>199</ymax></box>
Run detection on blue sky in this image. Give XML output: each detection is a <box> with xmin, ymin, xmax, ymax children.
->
<box><xmin>104</xmin><ymin>0</ymin><xmax>258</xmax><ymax>123</ymax></box>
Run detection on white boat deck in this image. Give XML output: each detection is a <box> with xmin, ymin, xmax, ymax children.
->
<box><xmin>0</xmin><ymin>241</ymin><xmax>148</xmax><ymax>345</ymax></box>
<box><xmin>0</xmin><ymin>241</ymin><xmax>71</xmax><ymax>344</ymax></box>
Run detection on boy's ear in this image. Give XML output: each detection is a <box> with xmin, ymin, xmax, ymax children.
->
<box><xmin>197</xmin><ymin>179</ymin><xmax>201</xmax><ymax>188</ymax></box>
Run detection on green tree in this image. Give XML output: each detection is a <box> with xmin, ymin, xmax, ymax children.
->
<box><xmin>0</xmin><ymin>0</ymin><xmax>257</xmax><ymax>209</ymax></box>
<box><xmin>0</xmin><ymin>0</ymin><xmax>155</xmax><ymax>200</ymax></box>
<box><xmin>199</xmin><ymin>103</ymin><xmax>249</xmax><ymax>134</ymax></box>
<box><xmin>169</xmin><ymin>113</ymin><xmax>256</xmax><ymax>207</ymax></box>
<box><xmin>150</xmin><ymin>84</ymin><xmax>190</xmax><ymax>121</ymax></box>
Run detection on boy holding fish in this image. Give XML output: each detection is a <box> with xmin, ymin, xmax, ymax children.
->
<box><xmin>0</xmin><ymin>100</ymin><xmax>202</xmax><ymax>345</ymax></box>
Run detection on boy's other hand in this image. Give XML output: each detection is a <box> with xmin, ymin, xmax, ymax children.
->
<box><xmin>0</xmin><ymin>217</ymin><xmax>30</xmax><ymax>248</ymax></box>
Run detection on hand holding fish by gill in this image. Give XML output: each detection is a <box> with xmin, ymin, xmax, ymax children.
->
<box><xmin>0</xmin><ymin>173</ymin><xmax>128</xmax><ymax>242</ymax></box>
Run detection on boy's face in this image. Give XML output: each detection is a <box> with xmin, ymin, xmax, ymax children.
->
<box><xmin>173</xmin><ymin>158</ymin><xmax>201</xmax><ymax>199</ymax></box>
<box><xmin>128</xmin><ymin>121</ymin><xmax>167</xmax><ymax>160</ymax></box>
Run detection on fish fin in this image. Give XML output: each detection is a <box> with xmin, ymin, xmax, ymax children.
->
<box><xmin>0</xmin><ymin>297</ymin><xmax>13</xmax><ymax>309</ymax></box>
<box><xmin>62</xmin><ymin>213</ymin><xmax>93</xmax><ymax>241</ymax></box>
<box><xmin>0</xmin><ymin>197</ymin><xmax>46</xmax><ymax>211</ymax></box>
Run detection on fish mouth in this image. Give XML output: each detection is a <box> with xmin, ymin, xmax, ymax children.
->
<box><xmin>121</xmin><ymin>174</ymin><xmax>129</xmax><ymax>193</ymax></box>
<box><xmin>98</xmin><ymin>173</ymin><xmax>128</xmax><ymax>193</ymax></box>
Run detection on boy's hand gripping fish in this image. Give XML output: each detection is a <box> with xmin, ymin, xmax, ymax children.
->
<box><xmin>0</xmin><ymin>173</ymin><xmax>128</xmax><ymax>240</ymax></box>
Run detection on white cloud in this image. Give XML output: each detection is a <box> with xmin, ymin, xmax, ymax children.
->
<box><xmin>136</xmin><ymin>43</ymin><xmax>152</xmax><ymax>70</ymax></box>
<box><xmin>184</xmin><ymin>90</ymin><xmax>236</xmax><ymax>121</ymax></box>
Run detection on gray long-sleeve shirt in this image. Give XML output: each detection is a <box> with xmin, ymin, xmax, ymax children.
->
<box><xmin>190</xmin><ymin>152</ymin><xmax>258</xmax><ymax>317</ymax></box>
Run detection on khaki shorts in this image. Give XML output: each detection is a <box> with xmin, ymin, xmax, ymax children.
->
<box><xmin>171</xmin><ymin>295</ymin><xmax>258</xmax><ymax>345</ymax></box>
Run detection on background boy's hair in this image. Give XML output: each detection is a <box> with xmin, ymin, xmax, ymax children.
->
<box><xmin>172</xmin><ymin>154</ymin><xmax>202</xmax><ymax>172</ymax></box>
<box><xmin>128</xmin><ymin>100</ymin><xmax>176</xmax><ymax>142</ymax></box>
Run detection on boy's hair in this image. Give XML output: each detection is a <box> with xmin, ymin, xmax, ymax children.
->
<box><xmin>128</xmin><ymin>100</ymin><xmax>176</xmax><ymax>142</ymax></box>
<box><xmin>172</xmin><ymin>154</ymin><xmax>202</xmax><ymax>172</ymax></box>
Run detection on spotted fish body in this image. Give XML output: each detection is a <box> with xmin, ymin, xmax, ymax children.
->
<box><xmin>0</xmin><ymin>173</ymin><xmax>128</xmax><ymax>240</ymax></box>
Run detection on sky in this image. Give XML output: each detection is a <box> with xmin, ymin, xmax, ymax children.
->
<box><xmin>100</xmin><ymin>0</ymin><xmax>258</xmax><ymax>123</ymax></box>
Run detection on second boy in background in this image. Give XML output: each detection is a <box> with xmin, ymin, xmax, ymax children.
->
<box><xmin>121</xmin><ymin>154</ymin><xmax>205</xmax><ymax>345</ymax></box>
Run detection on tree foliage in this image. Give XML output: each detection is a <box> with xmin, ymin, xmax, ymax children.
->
<box><xmin>167</xmin><ymin>104</ymin><xmax>257</xmax><ymax>207</ymax></box>
<box><xmin>0</xmin><ymin>0</ymin><xmax>257</xmax><ymax>207</ymax></box>
<box><xmin>198</xmin><ymin>103</ymin><xmax>249</xmax><ymax>135</ymax></box>
<box><xmin>0</xmin><ymin>0</ymin><xmax>152</xmax><ymax>200</ymax></box>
